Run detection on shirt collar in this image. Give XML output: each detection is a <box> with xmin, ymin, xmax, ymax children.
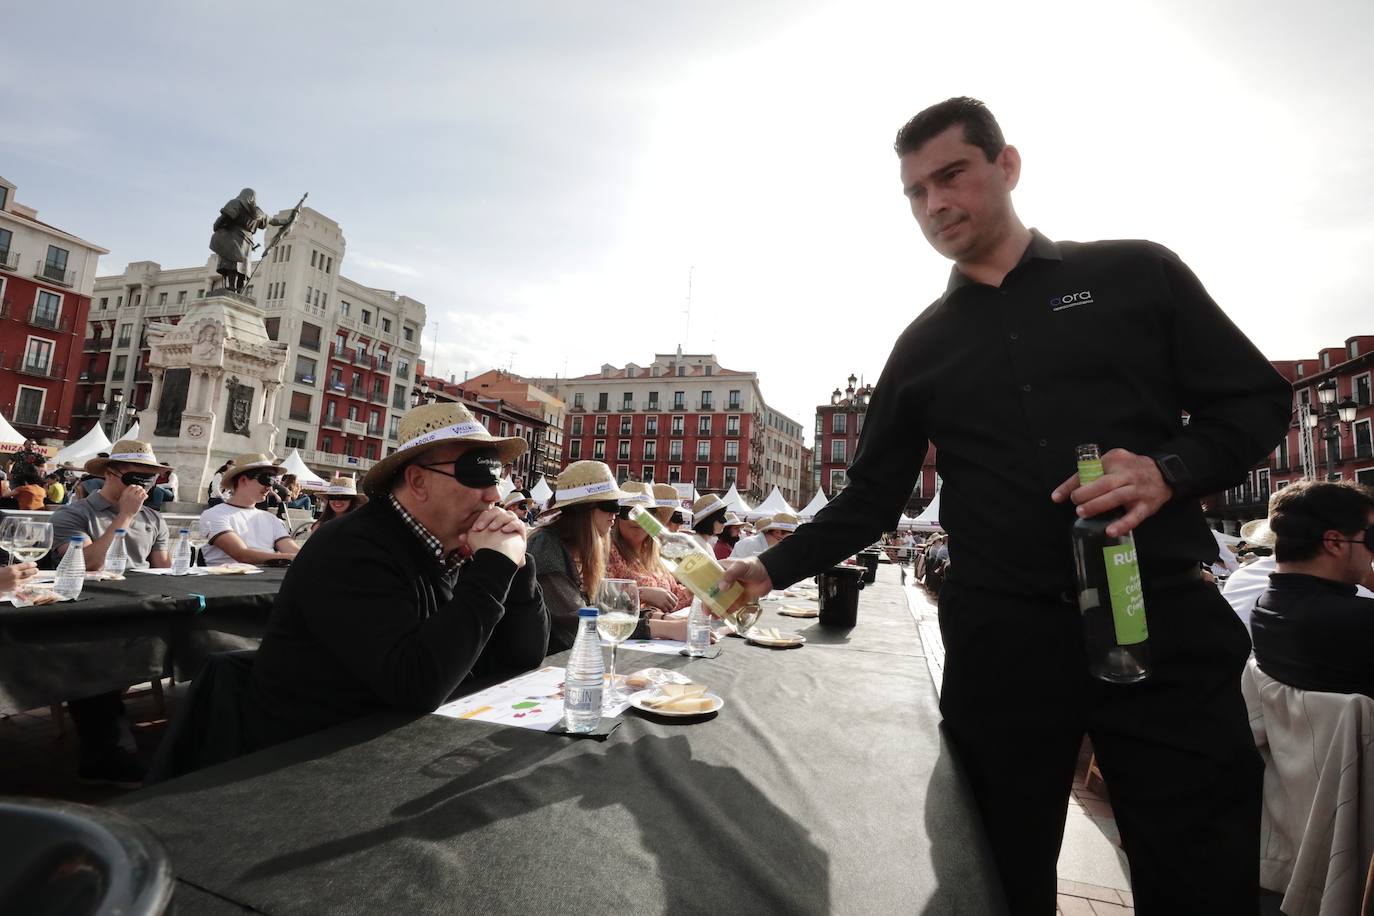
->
<box><xmin>387</xmin><ymin>493</ymin><xmax>464</xmax><ymax>574</ymax></box>
<box><xmin>87</xmin><ymin>490</ymin><xmax>116</xmax><ymax>512</ymax></box>
<box><xmin>943</xmin><ymin>227</ymin><xmax>1062</xmax><ymax>296</ymax></box>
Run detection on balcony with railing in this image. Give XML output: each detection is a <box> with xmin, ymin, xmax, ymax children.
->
<box><xmin>0</xmin><ymin>249</ymin><xmax>19</xmax><ymax>272</ymax></box>
<box><xmin>343</xmin><ymin>418</ymin><xmax>367</xmax><ymax>436</ymax></box>
<box><xmin>354</xmin><ymin>351</ymin><xmax>373</xmax><ymax>368</ymax></box>
<box><xmin>294</xmin><ymin>372</ymin><xmax>317</xmax><ymax>387</ymax></box>
<box><xmin>370</xmin><ymin>388</ymin><xmax>387</xmax><ymax>404</ymax></box>
<box><xmin>376</xmin><ymin>358</ymin><xmax>392</xmax><ymax>374</ymax></box>
<box><xmin>640</xmin><ymin>400</ymin><xmax>660</xmax><ymax>412</ymax></box>
<box><xmin>298</xmin><ymin>336</ymin><xmax>321</xmax><ymax>353</ymax></box>
<box><xmin>388</xmin><ymin>427</ymin><xmax>399</xmax><ymax>441</ymax></box>
<box><xmin>34</xmin><ymin>259</ymin><xmax>75</xmax><ymax>288</ymax></box>
<box><xmin>288</xmin><ymin>409</ymin><xmax>312</xmax><ymax>422</ymax></box>
<box><xmin>327</xmin><ymin>378</ymin><xmax>346</xmax><ymax>393</ymax></box>
<box><xmin>366</xmin><ymin>423</ymin><xmax>384</xmax><ymax>438</ymax></box>
<box><xmin>395</xmin><ymin>363</ymin><xmax>411</xmax><ymax>380</ymax></box>
<box><xmin>322</xmin><ymin>415</ymin><xmax>343</xmax><ymax>429</ymax></box>
<box><xmin>9</xmin><ymin>355</ymin><xmax>65</xmax><ymax>380</ymax></box>
<box><xmin>11</xmin><ymin>406</ymin><xmax>60</xmax><ymax>429</ymax></box>
<box><xmin>83</xmin><ymin>336</ymin><xmax>112</xmax><ymax>352</ymax></box>
<box><xmin>72</xmin><ymin>402</ymin><xmax>101</xmax><ymax>418</ymax></box>
<box><xmin>696</xmin><ymin>400</ymin><xmax>715</xmax><ymax>411</ymax></box>
<box><xmin>28</xmin><ymin>305</ymin><xmax>70</xmax><ymax>332</ymax></box>
<box><xmin>135</xmin><ymin>368</ymin><xmax>152</xmax><ymax>382</ymax></box>
<box><xmin>350</xmin><ymin>384</ymin><xmax>367</xmax><ymax>400</ymax></box>
<box><xmin>620</xmin><ymin>401</ymin><xmax>636</xmax><ymax>412</ymax></box>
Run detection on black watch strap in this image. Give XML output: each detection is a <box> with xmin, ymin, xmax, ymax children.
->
<box><xmin>1149</xmin><ymin>452</ymin><xmax>1189</xmax><ymax>494</ymax></box>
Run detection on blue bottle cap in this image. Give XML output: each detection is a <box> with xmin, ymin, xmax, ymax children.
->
<box><xmin>179</xmin><ymin>527</ymin><xmax>190</xmax><ymax>535</ymax></box>
<box><xmin>69</xmin><ymin>535</ymin><xmax>84</xmax><ymax>543</ymax></box>
<box><xmin>115</xmin><ymin>528</ymin><xmax>127</xmax><ymax>534</ymax></box>
<box><xmin>578</xmin><ymin>606</ymin><xmax>599</xmax><ymax>617</ymax></box>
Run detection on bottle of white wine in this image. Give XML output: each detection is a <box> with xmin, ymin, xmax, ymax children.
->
<box><xmin>629</xmin><ymin>506</ymin><xmax>755</xmax><ymax>627</ymax></box>
<box><xmin>1070</xmin><ymin>443</ymin><xmax>1151</xmax><ymax>683</ymax></box>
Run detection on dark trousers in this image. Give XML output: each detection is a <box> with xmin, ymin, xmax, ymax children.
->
<box><xmin>938</xmin><ymin>577</ymin><xmax>1261</xmax><ymax>916</ymax></box>
<box><xmin>67</xmin><ymin>690</ymin><xmax>129</xmax><ymax>760</ymax></box>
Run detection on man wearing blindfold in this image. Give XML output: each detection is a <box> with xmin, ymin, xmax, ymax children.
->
<box><xmin>243</xmin><ymin>405</ymin><xmax>549</xmax><ymax>754</ymax></box>
<box><xmin>199</xmin><ymin>454</ymin><xmax>301</xmax><ymax>567</ymax></box>
<box><xmin>50</xmin><ymin>440</ymin><xmax>175</xmax><ymax>788</ymax></box>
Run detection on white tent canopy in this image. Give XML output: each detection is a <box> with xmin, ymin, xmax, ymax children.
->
<box><xmin>748</xmin><ymin>487</ymin><xmax>796</xmax><ymax>522</ymax></box>
<box><xmin>55</xmin><ymin>423</ymin><xmax>112</xmax><ymax>467</ymax></box>
<box><xmin>123</xmin><ymin>420</ymin><xmax>141</xmax><ymax>442</ymax></box>
<box><xmin>721</xmin><ymin>483</ymin><xmax>753</xmax><ymax>516</ymax></box>
<box><xmin>529</xmin><ymin>476</ymin><xmax>553</xmax><ymax>507</ymax></box>
<box><xmin>0</xmin><ymin>412</ymin><xmax>26</xmax><ymax>448</ymax></box>
<box><xmin>280</xmin><ymin>448</ymin><xmax>330</xmax><ymax>490</ymax></box>
<box><xmin>908</xmin><ymin>491</ymin><xmax>943</xmax><ymax>532</ymax></box>
<box><xmin>799</xmin><ymin>490</ymin><xmax>828</xmax><ymax>520</ymax></box>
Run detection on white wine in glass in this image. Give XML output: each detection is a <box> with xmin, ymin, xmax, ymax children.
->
<box><xmin>595</xmin><ymin>578</ymin><xmax>640</xmax><ymax>705</ymax></box>
<box><xmin>11</xmin><ymin>521</ymin><xmax>52</xmax><ymax>565</ymax></box>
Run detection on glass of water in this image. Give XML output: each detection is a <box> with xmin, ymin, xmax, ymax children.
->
<box><xmin>186</xmin><ymin>520</ymin><xmax>208</xmax><ymax>563</ymax></box>
<box><xmin>0</xmin><ymin>517</ymin><xmax>21</xmax><ymax>565</ymax></box>
<box><xmin>594</xmin><ymin>578</ymin><xmax>640</xmax><ymax>705</ymax></box>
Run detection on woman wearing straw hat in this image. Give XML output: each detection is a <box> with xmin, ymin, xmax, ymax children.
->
<box><xmin>526</xmin><ymin>460</ymin><xmax>633</xmax><ymax>653</ymax></box>
<box><xmin>689</xmin><ymin>493</ymin><xmax>729</xmax><ymax>551</ymax></box>
<box><xmin>607</xmin><ymin>482</ymin><xmax>697</xmax><ymax>631</ymax></box>
<box><xmin>730</xmin><ymin>513</ymin><xmax>800</xmax><ymax>560</ymax></box>
<box><xmin>310</xmin><ymin>476</ymin><xmax>367</xmax><ymax>533</ymax></box>
<box><xmin>243</xmin><ymin>402</ymin><xmax>547</xmax><ymax>755</ymax></box>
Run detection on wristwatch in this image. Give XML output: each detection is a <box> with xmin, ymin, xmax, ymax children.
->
<box><xmin>1148</xmin><ymin>452</ymin><xmax>1190</xmax><ymax>495</ymax></box>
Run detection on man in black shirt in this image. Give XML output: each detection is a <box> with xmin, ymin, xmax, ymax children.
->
<box><xmin>1252</xmin><ymin>481</ymin><xmax>1374</xmax><ymax>699</ymax></box>
<box><xmin>725</xmin><ymin>98</ymin><xmax>1291</xmax><ymax>913</ymax></box>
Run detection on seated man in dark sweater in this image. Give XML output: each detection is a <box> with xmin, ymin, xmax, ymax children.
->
<box><xmin>245</xmin><ymin>403</ymin><xmax>550</xmax><ymax>751</ymax></box>
<box><xmin>1251</xmin><ymin>480</ymin><xmax>1374</xmax><ymax>700</ymax></box>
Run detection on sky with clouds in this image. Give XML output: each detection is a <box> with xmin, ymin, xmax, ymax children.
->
<box><xmin>4</xmin><ymin>0</ymin><xmax>1371</xmax><ymax>445</ymax></box>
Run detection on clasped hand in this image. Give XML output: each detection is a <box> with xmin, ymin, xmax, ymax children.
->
<box><xmin>461</xmin><ymin>506</ymin><xmax>528</xmax><ymax>566</ymax></box>
<box><xmin>1050</xmin><ymin>448</ymin><xmax>1173</xmax><ymax>538</ymax></box>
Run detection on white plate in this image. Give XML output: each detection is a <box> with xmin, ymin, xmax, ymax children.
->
<box><xmin>746</xmin><ymin>631</ymin><xmax>806</xmax><ymax>648</ymax></box>
<box><xmin>628</xmin><ymin>688</ymin><xmax>724</xmax><ymax>717</ymax></box>
<box><xmin>777</xmin><ymin>605</ymin><xmax>818</xmax><ymax>618</ymax></box>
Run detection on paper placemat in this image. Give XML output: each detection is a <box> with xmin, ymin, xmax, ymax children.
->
<box><xmin>433</xmin><ymin>665</ymin><xmax>632</xmax><ymax>733</ymax></box>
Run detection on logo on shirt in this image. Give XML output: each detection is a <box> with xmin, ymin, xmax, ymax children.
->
<box><xmin>1050</xmin><ymin>290</ymin><xmax>1094</xmax><ymax>311</ymax></box>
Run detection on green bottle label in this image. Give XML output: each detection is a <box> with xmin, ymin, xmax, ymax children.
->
<box><xmin>1102</xmin><ymin>543</ymin><xmax>1147</xmax><ymax>645</ymax></box>
<box><xmin>1078</xmin><ymin>458</ymin><xmax>1104</xmax><ymax>485</ymax></box>
<box><xmin>634</xmin><ymin>508</ymin><xmax>663</xmax><ymax>538</ymax></box>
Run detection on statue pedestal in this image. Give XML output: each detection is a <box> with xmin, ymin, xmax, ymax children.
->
<box><xmin>139</xmin><ymin>291</ymin><xmax>288</xmax><ymax>500</ymax></box>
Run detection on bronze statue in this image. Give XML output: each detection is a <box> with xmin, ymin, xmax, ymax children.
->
<box><xmin>208</xmin><ymin>189</ymin><xmax>306</xmax><ymax>293</ymax></box>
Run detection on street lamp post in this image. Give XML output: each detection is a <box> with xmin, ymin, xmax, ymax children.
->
<box><xmin>95</xmin><ymin>392</ymin><xmax>140</xmax><ymax>441</ymax></box>
<box><xmin>1309</xmin><ymin>379</ymin><xmax>1359</xmax><ymax>480</ymax></box>
<box><xmin>409</xmin><ymin>380</ymin><xmax>436</xmax><ymax>408</ymax></box>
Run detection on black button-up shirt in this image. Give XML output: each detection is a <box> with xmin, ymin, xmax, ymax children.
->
<box><xmin>763</xmin><ymin>230</ymin><xmax>1292</xmax><ymax>598</ymax></box>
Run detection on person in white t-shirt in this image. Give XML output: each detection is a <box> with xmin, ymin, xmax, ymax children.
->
<box><xmin>731</xmin><ymin>513</ymin><xmax>799</xmax><ymax>560</ymax></box>
<box><xmin>199</xmin><ymin>453</ymin><xmax>300</xmax><ymax>566</ymax></box>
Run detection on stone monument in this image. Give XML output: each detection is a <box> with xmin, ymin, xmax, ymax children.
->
<box><xmin>135</xmin><ymin>190</ymin><xmax>304</xmax><ymax>501</ymax></box>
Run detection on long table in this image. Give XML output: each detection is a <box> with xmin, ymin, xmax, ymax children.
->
<box><xmin>0</xmin><ymin>569</ymin><xmax>285</xmax><ymax>715</ymax></box>
<box><xmin>115</xmin><ymin>569</ymin><xmax>1007</xmax><ymax>914</ymax></box>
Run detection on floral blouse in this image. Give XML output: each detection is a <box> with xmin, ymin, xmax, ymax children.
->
<box><xmin>607</xmin><ymin>542</ymin><xmax>692</xmax><ymax>611</ymax></box>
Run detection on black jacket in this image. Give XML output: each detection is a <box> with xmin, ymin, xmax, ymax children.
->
<box><xmin>245</xmin><ymin>498</ymin><xmax>549</xmax><ymax>751</ymax></box>
<box><xmin>1252</xmin><ymin>572</ymin><xmax>1374</xmax><ymax>699</ymax></box>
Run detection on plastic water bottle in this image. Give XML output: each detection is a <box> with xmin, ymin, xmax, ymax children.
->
<box><xmin>563</xmin><ymin>607</ymin><xmax>604</xmax><ymax>733</ymax></box>
<box><xmin>687</xmin><ymin>597</ymin><xmax>711</xmax><ymax>657</ymax></box>
<box><xmin>54</xmin><ymin>536</ymin><xmax>86</xmax><ymax>600</ymax></box>
<box><xmin>171</xmin><ymin>528</ymin><xmax>192</xmax><ymax>575</ymax></box>
<box><xmin>104</xmin><ymin>528</ymin><xmax>129</xmax><ymax>575</ymax></box>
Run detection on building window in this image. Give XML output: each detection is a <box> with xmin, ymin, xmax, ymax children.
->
<box><xmin>595</xmin><ymin>416</ymin><xmax>607</xmax><ymax>436</ymax></box>
<box><xmin>388</xmin><ymin>415</ymin><xmax>401</xmax><ymax>440</ymax></box>
<box><xmin>616</xmin><ymin>465</ymin><xmax>629</xmax><ymax>484</ymax></box>
<box><xmin>404</xmin><ymin>324</ymin><xmax>414</xmax><ymax>342</ymax></box>
<box><xmin>299</xmin><ymin>322</ymin><xmax>321</xmax><ymax>351</ymax></box>
<box><xmin>696</xmin><ymin>441</ymin><xmax>710</xmax><ymax>462</ymax></box>
<box><xmin>593</xmin><ymin>440</ymin><xmax>605</xmax><ymax>460</ymax></box>
<box><xmin>362</xmin><ymin>308</ymin><xmax>372</xmax><ymax>325</ymax></box>
<box><xmin>23</xmin><ymin>337</ymin><xmax>54</xmax><ymax>373</ymax></box>
<box><xmin>645</xmin><ymin>416</ymin><xmax>658</xmax><ymax>435</ymax></box>
<box><xmin>14</xmin><ymin>385</ymin><xmax>46</xmax><ymax>425</ymax></box>
<box><xmin>698</xmin><ymin>416</ymin><xmax>711</xmax><ymax>436</ymax></box>
<box><xmin>728</xmin><ymin>389</ymin><xmax>741</xmax><ymax>409</ymax></box>
<box><xmin>700</xmin><ymin>390</ymin><xmax>713</xmax><ymax>409</ymax></box>
<box><xmin>382</xmin><ymin>317</ymin><xmax>392</xmax><ymax>333</ymax></box>
<box><xmin>669</xmin><ymin>466</ymin><xmax>681</xmax><ymax>483</ymax></box>
<box><xmin>295</xmin><ymin>355</ymin><xmax>316</xmax><ymax>384</ymax></box>
<box><xmin>114</xmin><ymin>355</ymin><xmax>128</xmax><ymax>376</ymax></box>
<box><xmin>571</xmin><ymin>416</ymin><xmax>583</xmax><ymax>436</ymax></box>
<box><xmin>622</xmin><ymin>392</ymin><xmax>633</xmax><ymax>410</ymax></box>
<box><xmin>569</xmin><ymin>440</ymin><xmax>582</xmax><ymax>459</ymax></box>
<box><xmin>695</xmin><ymin>466</ymin><xmax>709</xmax><ymax>489</ymax></box>
<box><xmin>671</xmin><ymin>416</ymin><xmax>684</xmax><ymax>435</ymax></box>
<box><xmin>832</xmin><ymin>413</ymin><xmax>847</xmax><ymax>433</ymax></box>
<box><xmin>573</xmin><ymin>393</ymin><xmax>584</xmax><ymax>410</ymax></box>
<box><xmin>34</xmin><ymin>290</ymin><xmax>61</xmax><ymax>326</ymax></box>
<box><xmin>831</xmin><ymin>439</ymin><xmax>847</xmax><ymax>462</ymax></box>
<box><xmin>597</xmin><ymin>392</ymin><xmax>609</xmax><ymax>411</ymax></box>
<box><xmin>340</xmin><ymin>300</ymin><xmax>351</xmax><ymax>316</ymax></box>
<box><xmin>283</xmin><ymin>428</ymin><xmax>308</xmax><ymax>450</ymax></box>
<box><xmin>830</xmin><ymin>469</ymin><xmax>847</xmax><ymax>492</ymax></box>
<box><xmin>725</xmin><ymin>441</ymin><xmax>739</xmax><ymax>463</ymax></box>
<box><xmin>177</xmin><ymin>290</ymin><xmax>187</xmax><ymax>304</ymax></box>
<box><xmin>1355</xmin><ymin>373</ymin><xmax>1372</xmax><ymax>406</ymax></box>
<box><xmin>723</xmin><ymin>467</ymin><xmax>737</xmax><ymax>487</ymax></box>
<box><xmin>620</xmin><ymin>416</ymin><xmax>632</xmax><ymax>436</ymax></box>
<box><xmin>643</xmin><ymin>440</ymin><xmax>657</xmax><ymax>460</ymax></box>
<box><xmin>670</xmin><ymin>440</ymin><xmax>683</xmax><ymax>461</ymax></box>
<box><xmin>647</xmin><ymin>391</ymin><xmax>659</xmax><ymax>409</ymax></box>
<box><xmin>673</xmin><ymin>391</ymin><xmax>685</xmax><ymax>409</ymax></box>
<box><xmin>727</xmin><ymin>415</ymin><xmax>740</xmax><ymax>436</ymax></box>
<box><xmin>642</xmin><ymin>465</ymin><xmax>655</xmax><ymax>482</ymax></box>
<box><xmin>619</xmin><ymin>441</ymin><xmax>630</xmax><ymax>460</ymax></box>
<box><xmin>42</xmin><ymin>245</ymin><xmax>69</xmax><ymax>283</ymax></box>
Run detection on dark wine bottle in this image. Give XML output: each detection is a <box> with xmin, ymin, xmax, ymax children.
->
<box><xmin>1071</xmin><ymin>444</ymin><xmax>1151</xmax><ymax>683</ymax></box>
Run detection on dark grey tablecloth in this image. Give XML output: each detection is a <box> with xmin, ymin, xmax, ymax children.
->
<box><xmin>117</xmin><ymin>571</ymin><xmax>1006</xmax><ymax>915</ymax></box>
<box><xmin>0</xmin><ymin>570</ymin><xmax>285</xmax><ymax>713</ymax></box>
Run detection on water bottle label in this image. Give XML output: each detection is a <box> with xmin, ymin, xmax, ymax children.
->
<box><xmin>565</xmin><ymin>685</ymin><xmax>602</xmax><ymax>713</ymax></box>
<box><xmin>1102</xmin><ymin>544</ymin><xmax>1147</xmax><ymax>645</ymax></box>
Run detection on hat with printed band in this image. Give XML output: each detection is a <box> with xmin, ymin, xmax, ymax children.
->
<box><xmin>617</xmin><ymin>480</ymin><xmax>655</xmax><ymax>508</ymax></box>
<box><xmin>538</xmin><ymin>460</ymin><xmax>630</xmax><ymax>516</ymax></box>
<box><xmin>691</xmin><ymin>493</ymin><xmax>728</xmax><ymax>526</ymax></box>
<box><xmin>760</xmin><ymin>512</ymin><xmax>800</xmax><ymax>534</ymax></box>
<box><xmin>84</xmin><ymin>440</ymin><xmax>172</xmax><ymax>476</ymax></box>
<box><xmin>361</xmin><ymin>402</ymin><xmax>527</xmax><ymax>496</ymax></box>
<box><xmin>221</xmin><ymin>453</ymin><xmax>287</xmax><ymax>488</ymax></box>
<box><xmin>325</xmin><ymin>476</ymin><xmax>359</xmax><ymax>498</ymax></box>
<box><xmin>501</xmin><ymin>488</ymin><xmax>533</xmax><ymax>509</ymax></box>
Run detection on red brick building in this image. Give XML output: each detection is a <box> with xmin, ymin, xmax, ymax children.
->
<box><xmin>0</xmin><ymin>176</ymin><xmax>107</xmax><ymax>445</ymax></box>
<box><xmin>1206</xmin><ymin>335</ymin><xmax>1374</xmax><ymax>528</ymax></box>
<box><xmin>414</xmin><ymin>365</ymin><xmax>550</xmax><ymax>486</ymax></box>
<box><xmin>314</xmin><ymin>328</ymin><xmax>407</xmax><ymax>465</ymax></box>
<box><xmin>528</xmin><ymin>352</ymin><xmax>800</xmax><ymax>500</ymax></box>
<box><xmin>814</xmin><ymin>373</ymin><xmax>935</xmax><ymax>515</ymax></box>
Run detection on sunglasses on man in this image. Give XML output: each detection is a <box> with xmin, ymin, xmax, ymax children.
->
<box><xmin>1325</xmin><ymin>523</ymin><xmax>1374</xmax><ymax>551</ymax></box>
<box><xmin>248</xmin><ymin>472</ymin><xmax>277</xmax><ymax>486</ymax></box>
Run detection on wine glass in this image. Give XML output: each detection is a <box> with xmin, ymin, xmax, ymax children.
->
<box><xmin>724</xmin><ymin>599</ymin><xmax>763</xmax><ymax>638</ymax></box>
<box><xmin>186</xmin><ymin>520</ymin><xmax>208</xmax><ymax>563</ymax></box>
<box><xmin>594</xmin><ymin>578</ymin><xmax>640</xmax><ymax>705</ymax></box>
<box><xmin>0</xmin><ymin>517</ymin><xmax>21</xmax><ymax>565</ymax></box>
<box><xmin>11</xmin><ymin>520</ymin><xmax>53</xmax><ymax>566</ymax></box>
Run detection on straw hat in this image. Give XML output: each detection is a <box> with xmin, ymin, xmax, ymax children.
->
<box><xmin>760</xmin><ymin>512</ymin><xmax>800</xmax><ymax>534</ymax></box>
<box><xmin>501</xmin><ymin>488</ymin><xmax>532</xmax><ymax>509</ymax></box>
<box><xmin>222</xmin><ymin>453</ymin><xmax>286</xmax><ymax>488</ymax></box>
<box><xmin>325</xmin><ymin>476</ymin><xmax>359</xmax><ymax>498</ymax></box>
<box><xmin>722</xmin><ymin>512</ymin><xmax>745</xmax><ymax>529</ymax></box>
<box><xmin>1238</xmin><ymin>491</ymin><xmax>1283</xmax><ymax>548</ymax></box>
<box><xmin>618</xmin><ymin>480</ymin><xmax>655</xmax><ymax>508</ymax></box>
<box><xmin>84</xmin><ymin>440</ymin><xmax>172</xmax><ymax>477</ymax></box>
<box><xmin>651</xmin><ymin>482</ymin><xmax>681</xmax><ymax>522</ymax></box>
<box><xmin>544</xmin><ymin>460</ymin><xmax>630</xmax><ymax>512</ymax></box>
<box><xmin>692</xmin><ymin>493</ymin><xmax>728</xmax><ymax>525</ymax></box>
<box><xmin>361</xmin><ymin>402</ymin><xmax>526</xmax><ymax>496</ymax></box>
